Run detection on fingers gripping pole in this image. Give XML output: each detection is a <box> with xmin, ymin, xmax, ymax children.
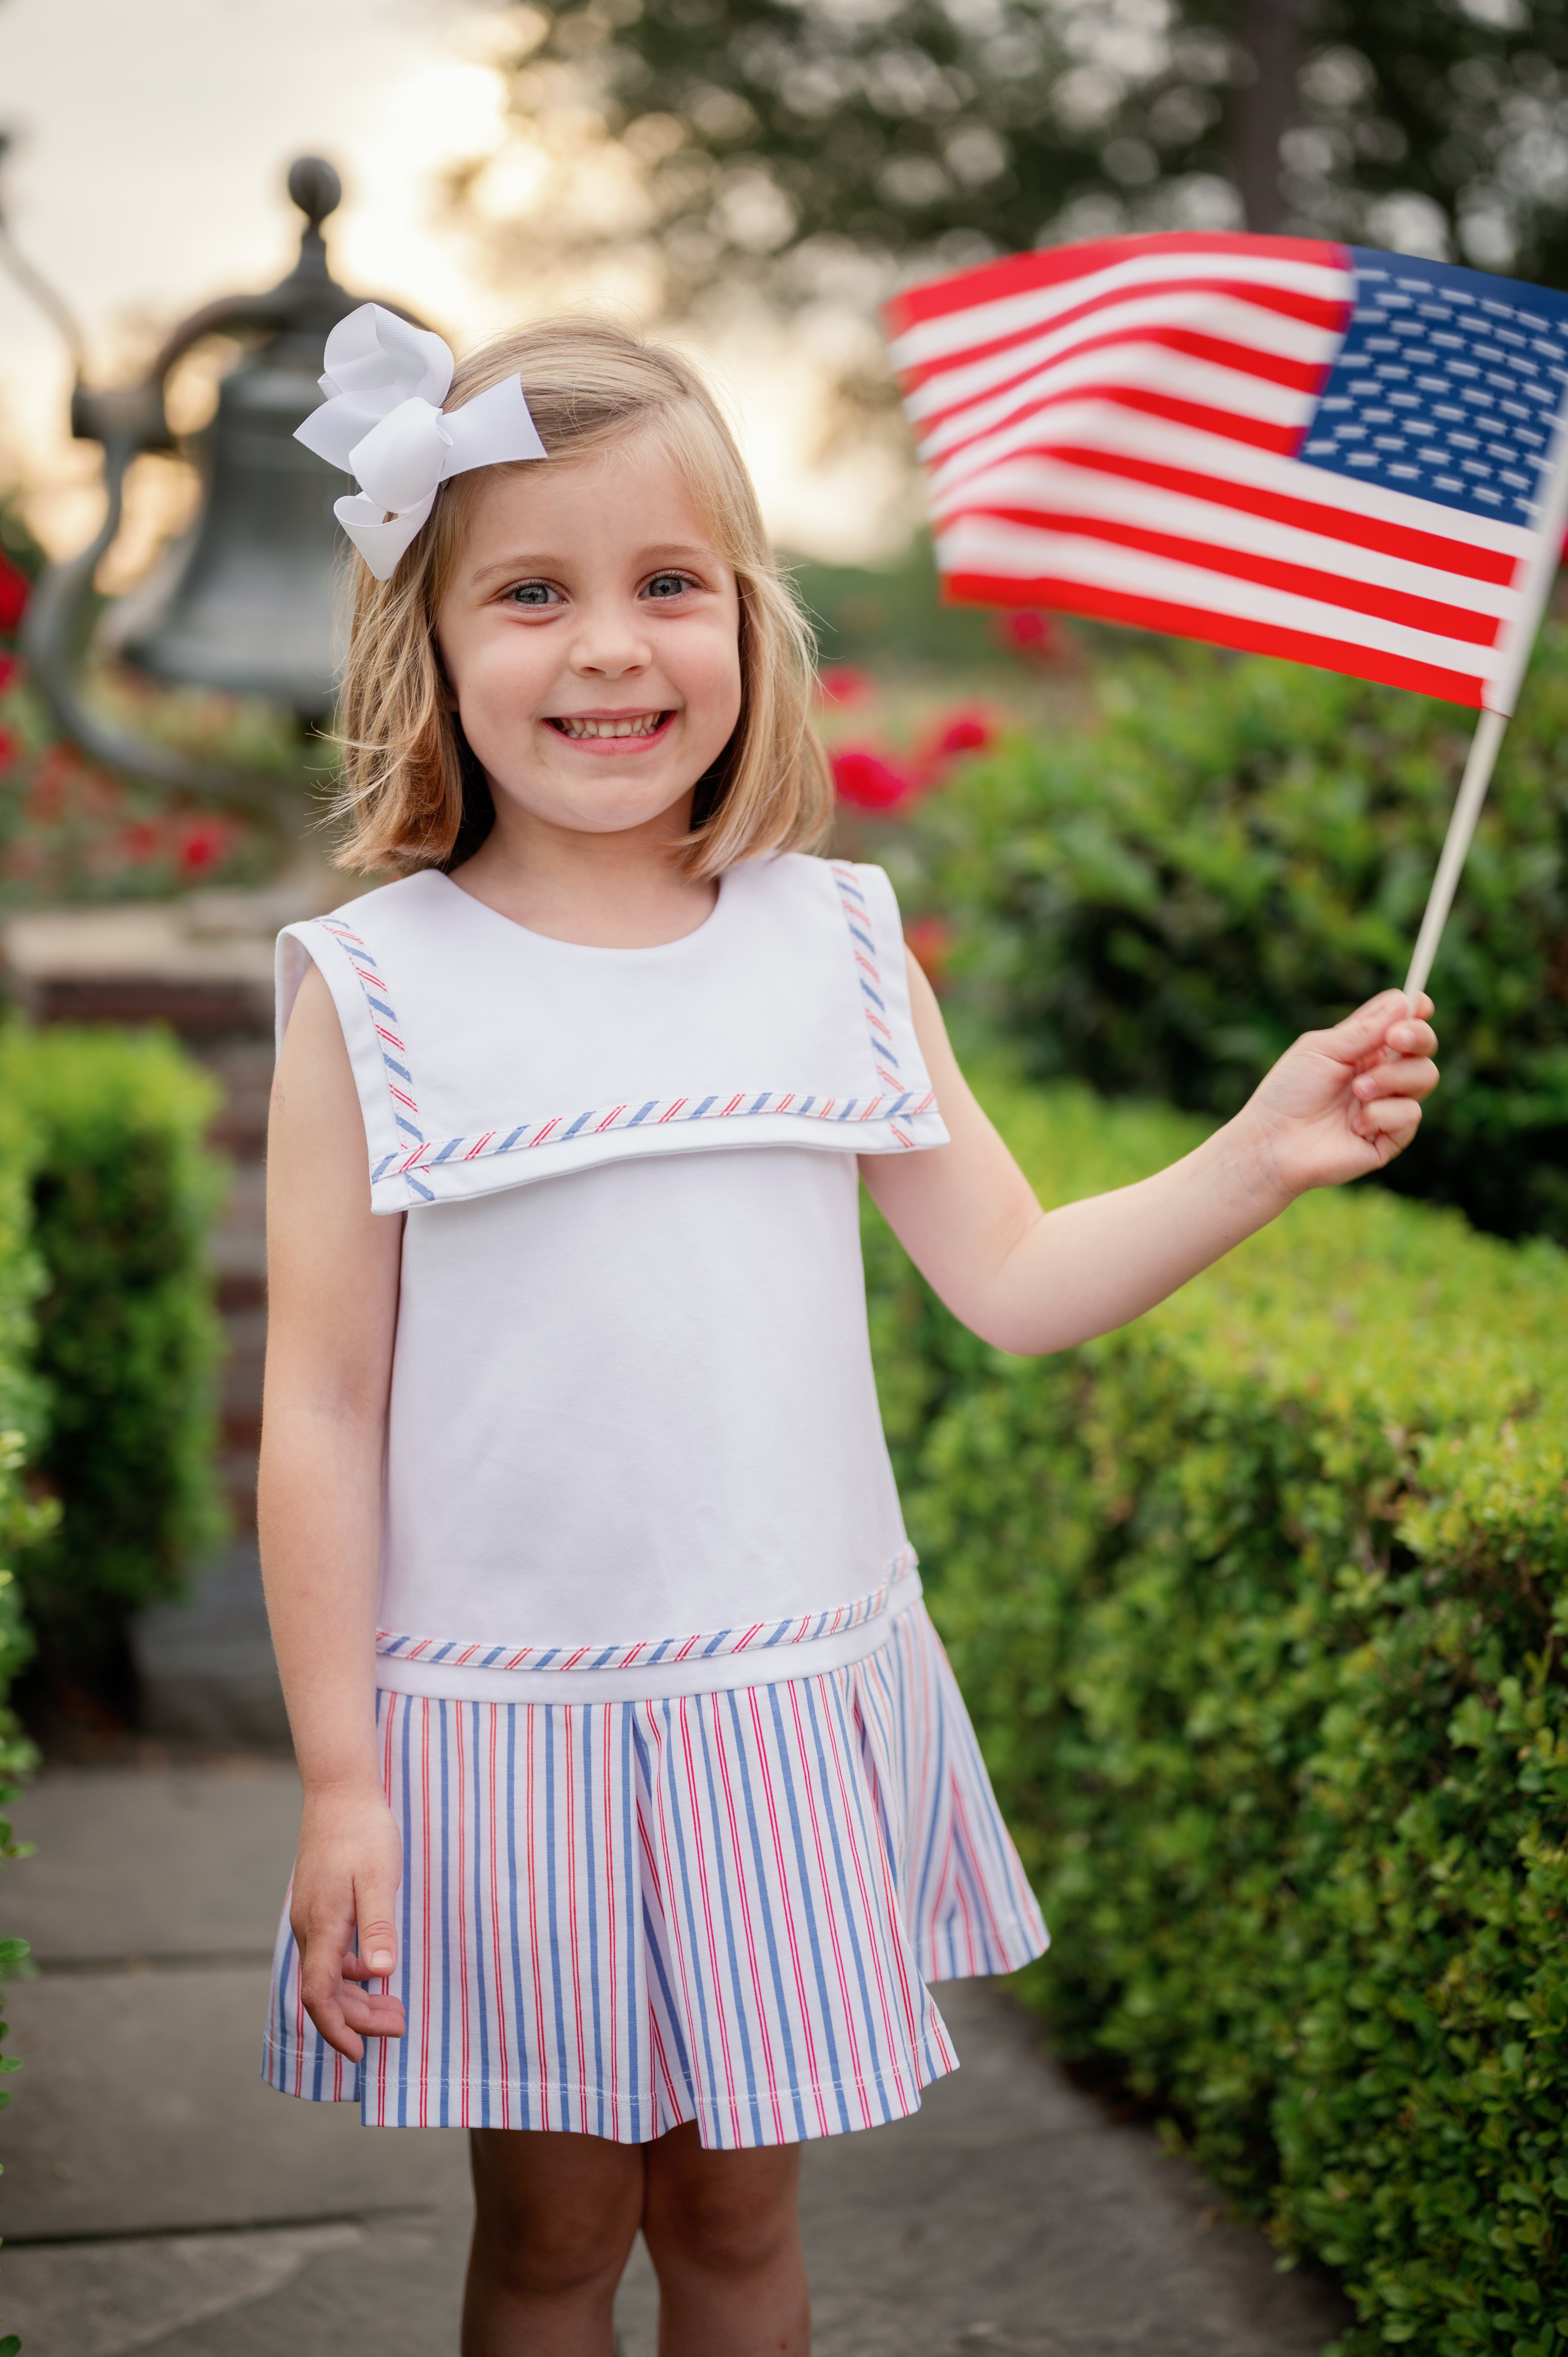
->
<box><xmin>1403</xmin><ymin>707</ymin><xmax>1508</xmax><ymax>1006</ymax></box>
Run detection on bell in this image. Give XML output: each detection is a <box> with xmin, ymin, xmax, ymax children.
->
<box><xmin>20</xmin><ymin>157</ymin><xmax>407</xmax><ymax>795</ymax></box>
<box><xmin>111</xmin><ymin>171</ymin><xmax>356</xmax><ymax>721</ymax></box>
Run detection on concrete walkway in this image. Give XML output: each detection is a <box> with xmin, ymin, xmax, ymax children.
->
<box><xmin>0</xmin><ymin>1761</ymin><xmax>1353</xmax><ymax>2355</ymax></box>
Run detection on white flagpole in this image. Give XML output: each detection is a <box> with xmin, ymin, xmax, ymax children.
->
<box><xmin>1404</xmin><ymin>373</ymin><xmax>1568</xmax><ymax>1004</ymax></box>
<box><xmin>1403</xmin><ymin>708</ymin><xmax>1506</xmax><ymax>1002</ymax></box>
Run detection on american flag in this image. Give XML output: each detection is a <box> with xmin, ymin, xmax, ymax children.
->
<box><xmin>885</xmin><ymin>232</ymin><xmax>1568</xmax><ymax>714</ymax></box>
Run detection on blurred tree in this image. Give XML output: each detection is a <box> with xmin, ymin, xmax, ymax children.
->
<box><xmin>482</xmin><ymin>0</ymin><xmax>1568</xmax><ymax>318</ymax></box>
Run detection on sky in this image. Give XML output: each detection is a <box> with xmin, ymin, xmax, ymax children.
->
<box><xmin>0</xmin><ymin>0</ymin><xmax>908</xmax><ymax>562</ymax></box>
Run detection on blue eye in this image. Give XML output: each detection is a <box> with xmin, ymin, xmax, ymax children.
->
<box><xmin>645</xmin><ymin>572</ymin><xmax>695</xmax><ymax>599</ymax></box>
<box><xmin>507</xmin><ymin>581</ymin><xmax>562</xmax><ymax>607</ymax></box>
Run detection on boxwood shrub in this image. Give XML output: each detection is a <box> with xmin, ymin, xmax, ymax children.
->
<box><xmin>901</xmin><ymin>621</ymin><xmax>1568</xmax><ymax>1244</ymax></box>
<box><xmin>864</xmin><ymin>1071</ymin><xmax>1568</xmax><ymax>2354</ymax></box>
<box><xmin>0</xmin><ymin>1028</ymin><xmax>228</xmax><ymax>1662</ymax></box>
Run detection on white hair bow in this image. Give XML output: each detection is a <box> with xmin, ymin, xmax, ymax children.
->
<box><xmin>294</xmin><ymin>304</ymin><xmax>547</xmax><ymax>580</ymax></box>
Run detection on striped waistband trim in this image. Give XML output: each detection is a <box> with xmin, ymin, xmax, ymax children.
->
<box><xmin>376</xmin><ymin>1547</ymin><xmax>919</xmax><ymax>1675</ymax></box>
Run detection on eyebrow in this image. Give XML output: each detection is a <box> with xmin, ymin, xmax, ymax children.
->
<box><xmin>468</xmin><ymin>543</ymin><xmax>720</xmax><ymax>588</ymax></box>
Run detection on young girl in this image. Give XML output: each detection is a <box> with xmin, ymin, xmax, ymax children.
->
<box><xmin>261</xmin><ymin>305</ymin><xmax>1439</xmax><ymax>2356</ymax></box>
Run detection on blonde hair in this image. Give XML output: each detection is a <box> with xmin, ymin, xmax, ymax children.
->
<box><xmin>330</xmin><ymin>316</ymin><xmax>833</xmax><ymax>877</ymax></box>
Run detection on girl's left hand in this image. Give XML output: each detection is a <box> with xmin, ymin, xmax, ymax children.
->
<box><xmin>1236</xmin><ymin>989</ymin><xmax>1439</xmax><ymax>1200</ymax></box>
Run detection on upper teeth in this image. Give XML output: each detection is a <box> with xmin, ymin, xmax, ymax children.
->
<box><xmin>555</xmin><ymin>714</ymin><xmax>664</xmax><ymax>738</ymax></box>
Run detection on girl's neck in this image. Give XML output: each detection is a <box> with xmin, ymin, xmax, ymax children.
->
<box><xmin>447</xmin><ymin>792</ymin><xmax>719</xmax><ymax>950</ymax></box>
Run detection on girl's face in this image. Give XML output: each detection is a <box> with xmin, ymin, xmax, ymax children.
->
<box><xmin>436</xmin><ymin>428</ymin><xmax>744</xmax><ymax>842</ymax></box>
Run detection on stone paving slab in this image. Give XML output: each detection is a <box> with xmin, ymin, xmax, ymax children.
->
<box><xmin>0</xmin><ymin>1767</ymin><xmax>1354</xmax><ymax>2356</ymax></box>
<box><xmin>8</xmin><ymin>1761</ymin><xmax>299</xmax><ymax>1964</ymax></box>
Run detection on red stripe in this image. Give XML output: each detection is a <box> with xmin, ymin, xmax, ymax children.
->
<box><xmin>959</xmin><ymin>504</ymin><xmax>1502</xmax><ymax>644</ymax></box>
<box><xmin>913</xmin><ymin>322</ymin><xmax>1334</xmax><ymax>445</ymax></box>
<box><xmin>984</xmin><ymin>441</ymin><xmax>1522</xmax><ymax>587</ymax></box>
<box><xmin>887</xmin><ymin>231</ymin><xmax>1346</xmax><ymax>334</ymax></box>
<box><xmin>945</xmin><ymin>570</ymin><xmax>1488</xmax><ymax>706</ymax></box>
<box><xmin>563</xmin><ymin>1705</ymin><xmax>588</xmax><ymax>2129</ymax></box>
<box><xmin>526</xmin><ymin>1716</ymin><xmax>550</xmax><ymax>2132</ymax></box>
<box><xmin>487</xmin><ymin>1707</ymin><xmax>510</xmax><ymax>2131</ymax></box>
<box><xmin>897</xmin><ymin>271</ymin><xmax>1350</xmax><ymax>396</ymax></box>
<box><xmin>455</xmin><ymin>1704</ymin><xmax>471</xmax><ymax>2122</ymax></box>
<box><xmin>602</xmin><ymin>1708</ymin><xmax>618</xmax><ymax>2133</ymax></box>
<box><xmin>928</xmin><ymin>379</ymin><xmax>1303</xmax><ymax>472</ymax></box>
<box><xmin>419</xmin><ymin>1701</ymin><xmax>433</xmax><ymax>2127</ymax></box>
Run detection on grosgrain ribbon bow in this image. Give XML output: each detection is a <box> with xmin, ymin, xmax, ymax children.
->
<box><xmin>294</xmin><ymin>304</ymin><xmax>547</xmax><ymax>579</ymax></box>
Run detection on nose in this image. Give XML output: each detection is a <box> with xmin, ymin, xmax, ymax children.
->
<box><xmin>569</xmin><ymin>595</ymin><xmax>652</xmax><ymax>679</ymax></box>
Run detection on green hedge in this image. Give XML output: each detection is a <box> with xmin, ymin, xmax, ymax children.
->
<box><xmin>0</xmin><ymin>1030</ymin><xmax>228</xmax><ymax>1656</ymax></box>
<box><xmin>902</xmin><ymin>623</ymin><xmax>1568</xmax><ymax>1244</ymax></box>
<box><xmin>864</xmin><ymin>1072</ymin><xmax>1568</xmax><ymax>2354</ymax></box>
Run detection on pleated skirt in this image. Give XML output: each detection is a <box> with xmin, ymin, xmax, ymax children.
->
<box><xmin>261</xmin><ymin>1598</ymin><xmax>1047</xmax><ymax>2149</ymax></box>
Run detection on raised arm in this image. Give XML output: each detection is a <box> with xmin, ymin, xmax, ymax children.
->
<box><xmin>258</xmin><ymin>961</ymin><xmax>406</xmax><ymax>2059</ymax></box>
<box><xmin>861</xmin><ymin>952</ymin><xmax>1438</xmax><ymax>1357</ymax></box>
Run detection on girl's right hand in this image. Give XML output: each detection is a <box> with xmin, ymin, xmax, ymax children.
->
<box><xmin>290</xmin><ymin>1784</ymin><xmax>407</xmax><ymax>2060</ymax></box>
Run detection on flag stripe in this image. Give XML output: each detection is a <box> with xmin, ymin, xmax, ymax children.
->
<box><xmin>918</xmin><ymin>364</ymin><xmax>1313</xmax><ymax>472</ymax></box>
<box><xmin>926</xmin><ymin>394</ymin><xmax>1534</xmax><ymax>557</ymax></box>
<box><xmin>939</xmin><ymin>514</ymin><xmax>1502</xmax><ymax>673</ymax></box>
<box><xmin>897</xmin><ymin>274</ymin><xmax>1351</xmax><ymax>400</ymax></box>
<box><xmin>886</xmin><ymin>233</ymin><xmax>1349</xmax><ymax>359</ymax></box>
<box><xmin>906</xmin><ymin>310</ymin><xmax>1339</xmax><ymax>438</ymax></box>
<box><xmin>968</xmin><ymin>442</ymin><xmax>1523</xmax><ymax>586</ymax></box>
<box><xmin>955</xmin><ymin>500</ymin><xmax>1503</xmax><ymax>642</ymax></box>
<box><xmin>946</xmin><ymin>568</ymin><xmax>1486</xmax><ymax>707</ymax></box>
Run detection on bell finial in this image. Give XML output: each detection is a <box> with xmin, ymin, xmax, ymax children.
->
<box><xmin>287</xmin><ymin>156</ymin><xmax>341</xmax><ymax>231</ymax></box>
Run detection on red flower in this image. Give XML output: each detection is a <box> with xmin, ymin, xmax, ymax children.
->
<box><xmin>816</xmin><ymin>664</ymin><xmax>875</xmax><ymax>709</ymax></box>
<box><xmin>122</xmin><ymin>819</ymin><xmax>163</xmax><ymax>865</ymax></box>
<box><xmin>992</xmin><ymin>607</ymin><xmax>1064</xmax><ymax>662</ymax></box>
<box><xmin>931</xmin><ymin>709</ymin><xmax>994</xmax><ymax>760</ymax></box>
<box><xmin>904</xmin><ymin>915</ymin><xmax>955</xmax><ymax>992</ymax></box>
<box><xmin>175</xmin><ymin>815</ymin><xmax>232</xmax><ymax>876</ymax></box>
<box><xmin>831</xmin><ymin>744</ymin><xmax>913</xmax><ymax>811</ymax></box>
<box><xmin>0</xmin><ymin>555</ymin><xmax>29</xmax><ymax>635</ymax></box>
<box><xmin>0</xmin><ymin>728</ymin><xmax>19</xmax><ymax>774</ymax></box>
<box><xmin>0</xmin><ymin>654</ymin><xmax>17</xmax><ymax>698</ymax></box>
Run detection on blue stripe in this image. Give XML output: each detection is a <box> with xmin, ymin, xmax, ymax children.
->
<box><xmin>688</xmin><ymin>1095</ymin><xmax>718</xmax><ymax>1119</ymax></box>
<box><xmin>438</xmin><ymin>1704</ymin><xmax>452</xmax><ymax>2126</ymax></box>
<box><xmin>582</xmin><ymin>1706</ymin><xmax>606</xmax><ymax>2137</ymax></box>
<box><xmin>694</xmin><ymin>1697</ymin><xmax>765</xmax><ymax>2144</ymax></box>
<box><xmin>805</xmin><ymin>1678</ymin><xmax>895</xmax><ymax>2123</ymax></box>
<box><xmin>366</xmin><ymin>993</ymin><xmax>397</xmax><ymax>1019</ymax></box>
<box><xmin>395</xmin><ymin>1697</ymin><xmax>413</xmax><ymax>2125</ymax></box>
<box><xmin>562</xmin><ymin>1110</ymin><xmax>595</xmax><ymax>1140</ymax></box>
<box><xmin>726</xmin><ymin>1688</ymin><xmax>810</xmax><ymax>2141</ymax></box>
<box><xmin>764</xmin><ymin>1681</ymin><xmax>853</xmax><ymax>2134</ymax></box>
<box><xmin>498</xmin><ymin>1126</ymin><xmax>527</xmax><ymax>1151</ymax></box>
<box><xmin>431</xmin><ymin>1137</ymin><xmax>463</xmax><ymax>1165</ymax></box>
<box><xmin>657</xmin><ymin>1698</ymin><xmax>726</xmax><ymax>2131</ymax></box>
<box><xmin>470</xmin><ymin>1702</ymin><xmax>492</xmax><ymax>2124</ymax></box>
<box><xmin>371</xmin><ymin>1152</ymin><xmax>396</xmax><ymax>1182</ymax></box>
<box><xmin>629</xmin><ymin>1101</ymin><xmax>659</xmax><ymax>1126</ymax></box>
<box><xmin>621</xmin><ymin>1709</ymin><xmax>639</xmax><ymax>2141</ymax></box>
<box><xmin>544</xmin><ymin>1707</ymin><xmax>573</xmax><ymax>2129</ymax></box>
<box><xmin>505</xmin><ymin>1704</ymin><xmax>531</xmax><ymax>2130</ymax></box>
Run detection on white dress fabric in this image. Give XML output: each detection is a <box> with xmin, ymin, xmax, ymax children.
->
<box><xmin>262</xmin><ymin>853</ymin><xmax>1048</xmax><ymax>2141</ymax></box>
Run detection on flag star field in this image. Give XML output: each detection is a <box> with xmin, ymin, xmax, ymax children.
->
<box><xmin>1301</xmin><ymin>253</ymin><xmax>1568</xmax><ymax>527</ymax></box>
<box><xmin>886</xmin><ymin>233</ymin><xmax>1568</xmax><ymax>712</ymax></box>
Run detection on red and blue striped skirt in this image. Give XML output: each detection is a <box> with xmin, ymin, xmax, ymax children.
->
<box><xmin>261</xmin><ymin>1599</ymin><xmax>1047</xmax><ymax>2148</ymax></box>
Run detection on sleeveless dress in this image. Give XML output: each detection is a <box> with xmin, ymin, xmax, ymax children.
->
<box><xmin>261</xmin><ymin>852</ymin><xmax>1047</xmax><ymax>2145</ymax></box>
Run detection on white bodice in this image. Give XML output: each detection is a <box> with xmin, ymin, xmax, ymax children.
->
<box><xmin>276</xmin><ymin>854</ymin><xmax>947</xmax><ymax>1701</ymax></box>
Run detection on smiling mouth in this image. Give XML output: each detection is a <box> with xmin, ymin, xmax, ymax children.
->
<box><xmin>549</xmin><ymin>712</ymin><xmax>670</xmax><ymax>740</ymax></box>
